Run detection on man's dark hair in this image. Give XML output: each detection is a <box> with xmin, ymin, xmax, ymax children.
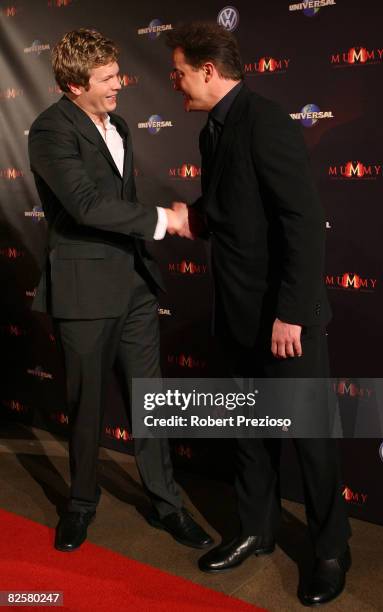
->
<box><xmin>166</xmin><ymin>22</ymin><xmax>244</xmax><ymax>80</ymax></box>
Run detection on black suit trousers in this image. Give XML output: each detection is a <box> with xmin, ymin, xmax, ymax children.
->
<box><xmin>54</xmin><ymin>267</ymin><xmax>182</xmax><ymax>517</ymax></box>
<box><xmin>221</xmin><ymin>327</ymin><xmax>351</xmax><ymax>559</ymax></box>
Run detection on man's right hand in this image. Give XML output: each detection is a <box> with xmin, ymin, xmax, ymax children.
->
<box><xmin>166</xmin><ymin>202</ymin><xmax>193</xmax><ymax>238</ymax></box>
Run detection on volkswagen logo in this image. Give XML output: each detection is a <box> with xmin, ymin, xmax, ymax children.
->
<box><xmin>217</xmin><ymin>6</ymin><xmax>240</xmax><ymax>32</ymax></box>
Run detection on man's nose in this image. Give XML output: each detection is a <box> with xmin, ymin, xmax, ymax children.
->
<box><xmin>113</xmin><ymin>76</ymin><xmax>122</xmax><ymax>90</ymax></box>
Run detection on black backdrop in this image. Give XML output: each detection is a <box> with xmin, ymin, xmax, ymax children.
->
<box><xmin>1</xmin><ymin>0</ymin><xmax>382</xmax><ymax>524</ymax></box>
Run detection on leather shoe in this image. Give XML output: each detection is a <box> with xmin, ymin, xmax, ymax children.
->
<box><xmin>198</xmin><ymin>534</ymin><xmax>275</xmax><ymax>573</ymax></box>
<box><xmin>55</xmin><ymin>511</ymin><xmax>95</xmax><ymax>552</ymax></box>
<box><xmin>298</xmin><ymin>546</ymin><xmax>352</xmax><ymax>606</ymax></box>
<box><xmin>147</xmin><ymin>507</ymin><xmax>213</xmax><ymax>549</ymax></box>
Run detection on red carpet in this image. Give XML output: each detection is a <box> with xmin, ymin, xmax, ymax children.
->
<box><xmin>0</xmin><ymin>509</ymin><xmax>266</xmax><ymax>611</ymax></box>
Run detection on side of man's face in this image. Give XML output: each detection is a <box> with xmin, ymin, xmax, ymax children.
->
<box><xmin>172</xmin><ymin>47</ymin><xmax>210</xmax><ymax>112</ymax></box>
<box><xmin>71</xmin><ymin>61</ymin><xmax>121</xmax><ymax>116</ymax></box>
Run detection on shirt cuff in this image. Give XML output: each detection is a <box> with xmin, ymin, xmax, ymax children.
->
<box><xmin>154</xmin><ymin>207</ymin><xmax>168</xmax><ymax>240</ymax></box>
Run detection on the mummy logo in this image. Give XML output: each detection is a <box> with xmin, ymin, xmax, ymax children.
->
<box><xmin>51</xmin><ymin>412</ymin><xmax>69</xmax><ymax>425</ymax></box>
<box><xmin>167</xmin><ymin>354</ymin><xmax>207</xmax><ymax>369</ymax></box>
<box><xmin>105</xmin><ymin>426</ymin><xmax>132</xmax><ymax>442</ymax></box>
<box><xmin>331</xmin><ymin>47</ymin><xmax>383</xmax><ymax>67</ymax></box>
<box><xmin>168</xmin><ymin>260</ymin><xmax>207</xmax><ymax>275</ymax></box>
<box><xmin>328</xmin><ymin>162</ymin><xmax>382</xmax><ymax>179</ymax></box>
<box><xmin>0</xmin><ymin>88</ymin><xmax>23</xmax><ymax>100</ymax></box>
<box><xmin>0</xmin><ymin>324</ymin><xmax>26</xmax><ymax>337</ymax></box>
<box><xmin>334</xmin><ymin>380</ymin><xmax>374</xmax><ymax>399</ymax></box>
<box><xmin>342</xmin><ymin>486</ymin><xmax>368</xmax><ymax>506</ymax></box>
<box><xmin>119</xmin><ymin>75</ymin><xmax>139</xmax><ymax>88</ymax></box>
<box><xmin>2</xmin><ymin>400</ymin><xmax>28</xmax><ymax>414</ymax></box>
<box><xmin>0</xmin><ymin>247</ymin><xmax>25</xmax><ymax>259</ymax></box>
<box><xmin>169</xmin><ymin>164</ymin><xmax>201</xmax><ymax>179</ymax></box>
<box><xmin>1</xmin><ymin>6</ymin><xmax>18</xmax><ymax>17</ymax></box>
<box><xmin>325</xmin><ymin>273</ymin><xmax>377</xmax><ymax>292</ymax></box>
<box><xmin>0</xmin><ymin>168</ymin><xmax>23</xmax><ymax>179</ymax></box>
<box><xmin>244</xmin><ymin>57</ymin><xmax>290</xmax><ymax>75</ymax></box>
<box><xmin>48</xmin><ymin>0</ymin><xmax>73</xmax><ymax>7</ymax></box>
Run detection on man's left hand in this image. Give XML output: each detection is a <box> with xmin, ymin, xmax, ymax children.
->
<box><xmin>271</xmin><ymin>318</ymin><xmax>302</xmax><ymax>358</ymax></box>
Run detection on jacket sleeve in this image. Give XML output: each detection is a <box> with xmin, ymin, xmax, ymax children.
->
<box><xmin>251</xmin><ymin>102</ymin><xmax>326</xmax><ymax>326</ymax></box>
<box><xmin>28</xmin><ymin>116</ymin><xmax>158</xmax><ymax>240</ymax></box>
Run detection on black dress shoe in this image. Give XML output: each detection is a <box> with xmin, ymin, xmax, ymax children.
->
<box><xmin>198</xmin><ymin>534</ymin><xmax>275</xmax><ymax>573</ymax></box>
<box><xmin>55</xmin><ymin>511</ymin><xmax>95</xmax><ymax>552</ymax></box>
<box><xmin>298</xmin><ymin>546</ymin><xmax>352</xmax><ymax>606</ymax></box>
<box><xmin>147</xmin><ymin>508</ymin><xmax>214</xmax><ymax>549</ymax></box>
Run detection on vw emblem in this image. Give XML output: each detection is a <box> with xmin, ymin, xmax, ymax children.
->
<box><xmin>217</xmin><ymin>6</ymin><xmax>240</xmax><ymax>32</ymax></box>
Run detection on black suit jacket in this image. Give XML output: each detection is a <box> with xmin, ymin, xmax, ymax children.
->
<box><xmin>197</xmin><ymin>85</ymin><xmax>331</xmax><ymax>347</ymax></box>
<box><xmin>28</xmin><ymin>95</ymin><xmax>163</xmax><ymax>319</ymax></box>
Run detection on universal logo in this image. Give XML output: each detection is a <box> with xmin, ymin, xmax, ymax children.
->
<box><xmin>24</xmin><ymin>206</ymin><xmax>45</xmax><ymax>222</ymax></box>
<box><xmin>138</xmin><ymin>115</ymin><xmax>173</xmax><ymax>134</ymax></box>
<box><xmin>334</xmin><ymin>380</ymin><xmax>374</xmax><ymax>399</ymax></box>
<box><xmin>105</xmin><ymin>425</ymin><xmax>132</xmax><ymax>442</ymax></box>
<box><xmin>217</xmin><ymin>6</ymin><xmax>239</xmax><ymax>32</ymax></box>
<box><xmin>169</xmin><ymin>164</ymin><xmax>201</xmax><ymax>180</ymax></box>
<box><xmin>24</xmin><ymin>40</ymin><xmax>50</xmax><ymax>55</ymax></box>
<box><xmin>342</xmin><ymin>486</ymin><xmax>368</xmax><ymax>506</ymax></box>
<box><xmin>290</xmin><ymin>104</ymin><xmax>334</xmax><ymax>127</ymax></box>
<box><xmin>2</xmin><ymin>399</ymin><xmax>28</xmax><ymax>414</ymax></box>
<box><xmin>168</xmin><ymin>260</ymin><xmax>208</xmax><ymax>275</ymax></box>
<box><xmin>289</xmin><ymin>0</ymin><xmax>335</xmax><ymax>17</ymax></box>
<box><xmin>158</xmin><ymin>307</ymin><xmax>172</xmax><ymax>317</ymax></box>
<box><xmin>328</xmin><ymin>162</ymin><xmax>382</xmax><ymax>180</ymax></box>
<box><xmin>0</xmin><ymin>168</ymin><xmax>23</xmax><ymax>179</ymax></box>
<box><xmin>167</xmin><ymin>353</ymin><xmax>207</xmax><ymax>369</ymax></box>
<box><xmin>244</xmin><ymin>57</ymin><xmax>290</xmax><ymax>75</ymax></box>
<box><xmin>331</xmin><ymin>47</ymin><xmax>383</xmax><ymax>67</ymax></box>
<box><xmin>26</xmin><ymin>365</ymin><xmax>53</xmax><ymax>381</ymax></box>
<box><xmin>0</xmin><ymin>247</ymin><xmax>25</xmax><ymax>259</ymax></box>
<box><xmin>325</xmin><ymin>273</ymin><xmax>377</xmax><ymax>292</ymax></box>
<box><xmin>0</xmin><ymin>88</ymin><xmax>23</xmax><ymax>100</ymax></box>
<box><xmin>137</xmin><ymin>19</ymin><xmax>172</xmax><ymax>39</ymax></box>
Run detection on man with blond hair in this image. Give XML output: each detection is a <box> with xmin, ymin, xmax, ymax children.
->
<box><xmin>29</xmin><ymin>28</ymin><xmax>212</xmax><ymax>552</ymax></box>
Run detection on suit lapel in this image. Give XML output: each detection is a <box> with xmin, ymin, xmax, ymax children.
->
<box><xmin>57</xmin><ymin>96</ymin><xmax>122</xmax><ymax>178</ymax></box>
<box><xmin>109</xmin><ymin>114</ymin><xmax>132</xmax><ymax>187</ymax></box>
<box><xmin>204</xmin><ymin>85</ymin><xmax>251</xmax><ymax>205</ymax></box>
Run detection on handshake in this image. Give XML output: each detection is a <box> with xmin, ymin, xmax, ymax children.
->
<box><xmin>165</xmin><ymin>202</ymin><xmax>206</xmax><ymax>239</ymax></box>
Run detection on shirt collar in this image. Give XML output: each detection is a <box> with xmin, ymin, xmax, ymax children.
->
<box><xmin>209</xmin><ymin>81</ymin><xmax>243</xmax><ymax>126</ymax></box>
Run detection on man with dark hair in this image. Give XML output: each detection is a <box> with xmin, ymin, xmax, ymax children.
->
<box><xmin>28</xmin><ymin>28</ymin><xmax>212</xmax><ymax>552</ymax></box>
<box><xmin>166</xmin><ymin>22</ymin><xmax>351</xmax><ymax>606</ymax></box>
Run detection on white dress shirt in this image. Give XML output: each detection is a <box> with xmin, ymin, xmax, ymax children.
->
<box><xmin>93</xmin><ymin>114</ymin><xmax>167</xmax><ymax>239</ymax></box>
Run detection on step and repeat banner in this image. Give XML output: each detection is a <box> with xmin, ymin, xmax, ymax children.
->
<box><xmin>1</xmin><ymin>0</ymin><xmax>382</xmax><ymax>524</ymax></box>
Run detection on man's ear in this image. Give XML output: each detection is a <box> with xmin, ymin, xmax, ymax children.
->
<box><xmin>203</xmin><ymin>62</ymin><xmax>215</xmax><ymax>82</ymax></box>
<box><xmin>67</xmin><ymin>82</ymin><xmax>84</xmax><ymax>96</ymax></box>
